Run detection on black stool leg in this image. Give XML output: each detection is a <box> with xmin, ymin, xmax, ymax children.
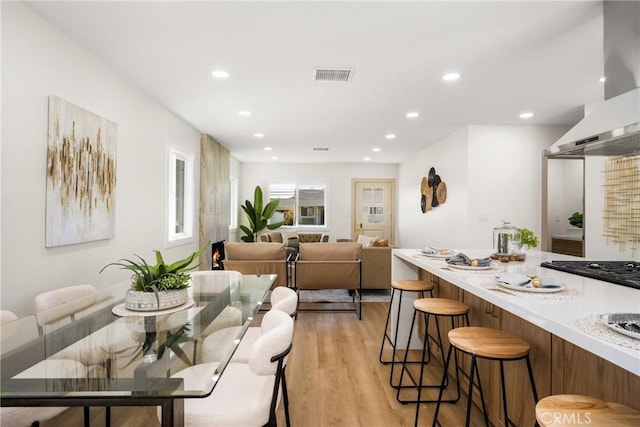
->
<box><xmin>396</xmin><ymin>309</ymin><xmax>417</xmax><ymax>396</ymax></box>
<box><xmin>84</xmin><ymin>406</ymin><xmax>90</xmax><ymax>427</ymax></box>
<box><xmin>500</xmin><ymin>360</ymin><xmax>511</xmax><ymax>427</ymax></box>
<box><xmin>388</xmin><ymin>290</ymin><xmax>404</xmax><ymax>386</ymax></box>
<box><xmin>431</xmin><ymin>344</ymin><xmax>453</xmax><ymax>427</ymax></box>
<box><xmin>379</xmin><ymin>288</ymin><xmax>397</xmax><ymax>363</ymax></box>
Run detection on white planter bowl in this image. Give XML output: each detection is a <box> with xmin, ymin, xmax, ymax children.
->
<box><xmin>125</xmin><ymin>288</ymin><xmax>188</xmax><ymax>312</ymax></box>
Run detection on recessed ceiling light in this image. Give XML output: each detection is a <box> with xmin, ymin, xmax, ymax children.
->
<box><xmin>271</xmin><ymin>156</ymin><xmax>278</xmax><ymax>160</ymax></box>
<box><xmin>264</xmin><ymin>147</ymin><xmax>272</xmax><ymax>151</ymax></box>
<box><xmin>372</xmin><ymin>147</ymin><xmax>381</xmax><ymax>152</ymax></box>
<box><xmin>254</xmin><ymin>133</ymin><xmax>264</xmax><ymax>138</ymax></box>
<box><xmin>519</xmin><ymin>112</ymin><xmax>534</xmax><ymax>119</ymax></box>
<box><xmin>385</xmin><ymin>134</ymin><xmax>396</xmax><ymax>139</ymax></box>
<box><xmin>406</xmin><ymin>112</ymin><xmax>419</xmax><ymax>118</ymax></box>
<box><xmin>211</xmin><ymin>70</ymin><xmax>229</xmax><ymax>79</ymax></box>
<box><xmin>442</xmin><ymin>72</ymin><xmax>461</xmax><ymax>81</ymax></box>
<box><xmin>238</xmin><ymin>111</ymin><xmax>251</xmax><ymax>116</ymax></box>
<box><xmin>364</xmin><ymin>157</ymin><xmax>371</xmax><ymax>161</ymax></box>
<box><xmin>599</xmin><ymin>76</ymin><xmax>606</xmax><ymax>83</ymax></box>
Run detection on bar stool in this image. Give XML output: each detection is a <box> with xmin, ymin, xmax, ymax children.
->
<box><xmin>536</xmin><ymin>394</ymin><xmax>640</xmax><ymax>426</ymax></box>
<box><xmin>396</xmin><ymin>298</ymin><xmax>469</xmax><ymax>410</ymax></box>
<box><xmin>379</xmin><ymin>280</ymin><xmax>434</xmax><ymax>387</ymax></box>
<box><xmin>432</xmin><ymin>326</ymin><xmax>539</xmax><ymax>427</ymax></box>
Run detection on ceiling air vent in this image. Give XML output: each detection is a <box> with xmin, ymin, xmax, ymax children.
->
<box><xmin>314</xmin><ymin>68</ymin><xmax>353</xmax><ymax>82</ymax></box>
<box><xmin>312</xmin><ymin>147</ymin><xmax>329</xmax><ymax>151</ymax></box>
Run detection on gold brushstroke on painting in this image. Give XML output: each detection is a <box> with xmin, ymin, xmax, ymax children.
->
<box><xmin>47</xmin><ymin>117</ymin><xmax>116</xmax><ymax>216</ymax></box>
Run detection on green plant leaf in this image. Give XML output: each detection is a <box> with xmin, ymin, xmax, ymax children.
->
<box><xmin>253</xmin><ymin>186</ymin><xmax>264</xmax><ymax>217</ymax></box>
<box><xmin>262</xmin><ymin>199</ymin><xmax>280</xmax><ymax>219</ymax></box>
<box><xmin>267</xmin><ymin>221</ymin><xmax>286</xmax><ymax>230</ymax></box>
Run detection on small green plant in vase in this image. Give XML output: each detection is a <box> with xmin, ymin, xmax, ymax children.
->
<box><xmin>101</xmin><ymin>244</ymin><xmax>207</xmax><ymax>311</ymax></box>
<box><xmin>520</xmin><ymin>227</ymin><xmax>539</xmax><ymax>250</ymax></box>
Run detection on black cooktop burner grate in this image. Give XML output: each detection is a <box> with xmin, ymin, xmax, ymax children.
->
<box><xmin>540</xmin><ymin>260</ymin><xmax>640</xmax><ymax>290</ymax></box>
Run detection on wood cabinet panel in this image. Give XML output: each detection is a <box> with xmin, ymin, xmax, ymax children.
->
<box><xmin>551</xmin><ymin>336</ymin><xmax>640</xmax><ymax>410</ymax></box>
<box><xmin>460</xmin><ymin>291</ymin><xmax>501</xmax><ymax>423</ymax></box>
<box><xmin>551</xmin><ymin>238</ymin><xmax>583</xmax><ymax>257</ymax></box>
<box><xmin>498</xmin><ymin>310</ymin><xmax>552</xmax><ymax>427</ymax></box>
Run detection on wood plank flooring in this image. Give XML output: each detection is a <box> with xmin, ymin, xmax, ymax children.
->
<box><xmin>40</xmin><ymin>302</ymin><xmax>487</xmax><ymax>427</ymax></box>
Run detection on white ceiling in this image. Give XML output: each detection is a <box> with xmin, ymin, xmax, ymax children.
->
<box><xmin>25</xmin><ymin>1</ymin><xmax>606</xmax><ymax>164</ymax></box>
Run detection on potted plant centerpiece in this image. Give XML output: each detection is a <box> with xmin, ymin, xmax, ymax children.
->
<box><xmin>101</xmin><ymin>245</ymin><xmax>207</xmax><ymax>311</ymax></box>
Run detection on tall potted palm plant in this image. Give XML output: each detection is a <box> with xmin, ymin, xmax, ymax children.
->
<box><xmin>240</xmin><ymin>185</ymin><xmax>285</xmax><ymax>242</ymax></box>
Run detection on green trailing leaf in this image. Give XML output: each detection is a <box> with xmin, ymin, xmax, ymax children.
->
<box><xmin>239</xmin><ymin>185</ymin><xmax>285</xmax><ymax>242</ymax></box>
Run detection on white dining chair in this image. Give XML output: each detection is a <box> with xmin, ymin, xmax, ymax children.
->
<box><xmin>0</xmin><ymin>310</ymin><xmax>87</xmax><ymax>427</ymax></box>
<box><xmin>33</xmin><ymin>285</ymin><xmax>106</xmax><ymax>426</ymax></box>
<box><xmin>34</xmin><ymin>284</ymin><xmax>98</xmax><ymax>334</ymax></box>
<box><xmin>230</xmin><ymin>286</ymin><xmax>297</xmax><ymax>363</ymax></box>
<box><xmin>162</xmin><ymin>309</ymin><xmax>294</xmax><ymax>427</ymax></box>
<box><xmin>200</xmin><ymin>286</ymin><xmax>297</xmax><ymax>363</ymax></box>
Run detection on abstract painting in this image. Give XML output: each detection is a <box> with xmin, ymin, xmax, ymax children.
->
<box><xmin>46</xmin><ymin>96</ymin><xmax>117</xmax><ymax>247</ymax></box>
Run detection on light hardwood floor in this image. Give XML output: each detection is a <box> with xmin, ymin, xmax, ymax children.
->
<box><xmin>41</xmin><ymin>302</ymin><xmax>487</xmax><ymax>427</ymax></box>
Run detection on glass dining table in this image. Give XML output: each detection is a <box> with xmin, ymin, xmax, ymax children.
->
<box><xmin>0</xmin><ymin>273</ymin><xmax>276</xmax><ymax>427</ymax></box>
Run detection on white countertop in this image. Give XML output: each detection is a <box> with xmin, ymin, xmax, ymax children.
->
<box><xmin>393</xmin><ymin>248</ymin><xmax>640</xmax><ymax>376</ymax></box>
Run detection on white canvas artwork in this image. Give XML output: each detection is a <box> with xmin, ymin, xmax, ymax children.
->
<box><xmin>46</xmin><ymin>96</ymin><xmax>117</xmax><ymax>247</ymax></box>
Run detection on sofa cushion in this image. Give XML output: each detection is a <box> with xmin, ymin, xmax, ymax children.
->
<box><xmin>299</xmin><ymin>242</ymin><xmax>361</xmax><ymax>261</ymax></box>
<box><xmin>357</xmin><ymin>234</ymin><xmax>378</xmax><ymax>247</ymax></box>
<box><xmin>224</xmin><ymin>242</ymin><xmax>286</xmax><ymax>260</ymax></box>
<box><xmin>371</xmin><ymin>239</ymin><xmax>389</xmax><ymax>247</ymax></box>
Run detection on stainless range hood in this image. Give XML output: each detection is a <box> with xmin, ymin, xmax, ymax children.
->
<box><xmin>544</xmin><ymin>88</ymin><xmax>640</xmax><ymax>158</ymax></box>
<box><xmin>545</xmin><ymin>1</ymin><xmax>640</xmax><ymax>159</ymax></box>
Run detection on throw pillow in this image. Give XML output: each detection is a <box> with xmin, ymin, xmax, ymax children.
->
<box><xmin>281</xmin><ymin>230</ymin><xmax>299</xmax><ymax>242</ymax></box>
<box><xmin>357</xmin><ymin>234</ymin><xmax>378</xmax><ymax>247</ymax></box>
<box><xmin>371</xmin><ymin>239</ymin><xmax>389</xmax><ymax>247</ymax></box>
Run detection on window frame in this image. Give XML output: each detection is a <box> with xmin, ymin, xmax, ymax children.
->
<box><xmin>268</xmin><ymin>182</ymin><xmax>328</xmax><ymax>229</ymax></box>
<box><xmin>166</xmin><ymin>145</ymin><xmax>195</xmax><ymax>247</ymax></box>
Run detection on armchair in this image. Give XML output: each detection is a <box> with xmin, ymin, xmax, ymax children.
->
<box><xmin>222</xmin><ymin>242</ymin><xmax>289</xmax><ymax>287</ymax></box>
<box><xmin>294</xmin><ymin>242</ymin><xmax>362</xmax><ymax>319</ymax></box>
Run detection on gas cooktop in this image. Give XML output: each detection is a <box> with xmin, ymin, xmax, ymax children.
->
<box><xmin>540</xmin><ymin>260</ymin><xmax>640</xmax><ymax>290</ymax></box>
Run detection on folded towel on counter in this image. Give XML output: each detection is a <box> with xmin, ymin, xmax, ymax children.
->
<box><xmin>446</xmin><ymin>253</ymin><xmax>492</xmax><ymax>267</ymax></box>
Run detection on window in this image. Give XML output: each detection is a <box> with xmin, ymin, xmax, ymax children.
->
<box><xmin>229</xmin><ymin>176</ymin><xmax>238</xmax><ymax>230</ymax></box>
<box><xmin>167</xmin><ymin>146</ymin><xmax>194</xmax><ymax>246</ymax></box>
<box><xmin>268</xmin><ymin>183</ymin><xmax>326</xmax><ymax>227</ymax></box>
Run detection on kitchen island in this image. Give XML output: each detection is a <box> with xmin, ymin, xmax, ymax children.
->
<box><xmin>392</xmin><ymin>248</ymin><xmax>639</xmax><ymax>426</ymax></box>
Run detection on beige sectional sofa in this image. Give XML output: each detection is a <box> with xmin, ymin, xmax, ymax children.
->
<box><xmin>223</xmin><ymin>234</ymin><xmax>391</xmax><ymax>290</ymax></box>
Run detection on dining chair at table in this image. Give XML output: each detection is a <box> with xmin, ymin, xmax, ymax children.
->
<box><xmin>0</xmin><ymin>310</ymin><xmax>87</xmax><ymax>427</ymax></box>
<box><xmin>33</xmin><ymin>285</ymin><xmax>109</xmax><ymax>427</ymax></box>
<box><xmin>200</xmin><ymin>285</ymin><xmax>297</xmax><ymax>363</ymax></box>
<box><xmin>230</xmin><ymin>286</ymin><xmax>297</xmax><ymax>363</ymax></box>
<box><xmin>161</xmin><ymin>309</ymin><xmax>294</xmax><ymax>427</ymax></box>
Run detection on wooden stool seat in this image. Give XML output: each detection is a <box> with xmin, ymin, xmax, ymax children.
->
<box><xmin>448</xmin><ymin>326</ymin><xmax>530</xmax><ymax>359</ymax></box>
<box><xmin>413</xmin><ymin>298</ymin><xmax>469</xmax><ymax>316</ymax></box>
<box><xmin>434</xmin><ymin>326</ymin><xmax>539</xmax><ymax>427</ymax></box>
<box><xmin>536</xmin><ymin>394</ymin><xmax>640</xmax><ymax>426</ymax></box>
<box><xmin>391</xmin><ymin>279</ymin><xmax>434</xmax><ymax>292</ymax></box>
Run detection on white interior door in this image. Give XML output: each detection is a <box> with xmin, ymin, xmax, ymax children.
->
<box><xmin>353</xmin><ymin>179</ymin><xmax>395</xmax><ymax>244</ymax></box>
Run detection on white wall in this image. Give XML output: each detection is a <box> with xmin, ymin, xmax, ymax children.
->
<box><xmin>238</xmin><ymin>162</ymin><xmax>398</xmax><ymax>242</ymax></box>
<box><xmin>1</xmin><ymin>3</ymin><xmax>202</xmax><ymax>315</ymax></box>
<box><xmin>397</xmin><ymin>128</ymin><xmax>469</xmax><ymax>249</ymax></box>
<box><xmin>398</xmin><ymin>125</ymin><xmax>567</xmax><ymax>250</ymax></box>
